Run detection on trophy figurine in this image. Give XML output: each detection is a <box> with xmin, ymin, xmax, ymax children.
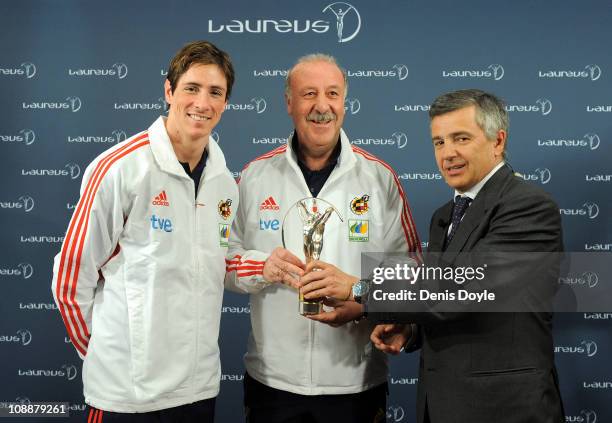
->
<box><xmin>282</xmin><ymin>197</ymin><xmax>343</xmax><ymax>315</ymax></box>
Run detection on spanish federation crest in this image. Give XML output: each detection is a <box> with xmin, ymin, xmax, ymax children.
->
<box><xmin>218</xmin><ymin>199</ymin><xmax>232</xmax><ymax>220</ymax></box>
<box><xmin>350</xmin><ymin>194</ymin><xmax>369</xmax><ymax>215</ymax></box>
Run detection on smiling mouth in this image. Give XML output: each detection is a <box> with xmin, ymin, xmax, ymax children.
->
<box><xmin>446</xmin><ymin>164</ymin><xmax>465</xmax><ymax>174</ymax></box>
<box><xmin>188</xmin><ymin>113</ymin><xmax>210</xmax><ymax>121</ymax></box>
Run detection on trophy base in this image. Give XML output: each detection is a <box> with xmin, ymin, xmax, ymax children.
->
<box><xmin>299</xmin><ymin>300</ymin><xmax>322</xmax><ymax>316</ymax></box>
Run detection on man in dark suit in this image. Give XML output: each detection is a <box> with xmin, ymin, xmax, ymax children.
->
<box><xmin>303</xmin><ymin>89</ymin><xmax>565</xmax><ymax>423</ymax></box>
<box><xmin>369</xmin><ymin>89</ymin><xmax>565</xmax><ymax>423</ymax></box>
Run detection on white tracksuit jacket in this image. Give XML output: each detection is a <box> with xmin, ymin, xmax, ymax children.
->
<box><xmin>51</xmin><ymin>116</ymin><xmax>238</xmax><ymax>412</ymax></box>
<box><xmin>225</xmin><ymin>129</ymin><xmax>420</xmax><ymax>395</ymax></box>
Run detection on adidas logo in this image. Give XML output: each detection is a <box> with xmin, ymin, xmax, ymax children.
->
<box><xmin>152</xmin><ymin>190</ymin><xmax>169</xmax><ymax>206</ymax></box>
<box><xmin>259</xmin><ymin>196</ymin><xmax>280</xmax><ymax>211</ymax></box>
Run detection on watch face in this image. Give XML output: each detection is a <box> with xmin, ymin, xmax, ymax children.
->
<box><xmin>353</xmin><ymin>280</ymin><xmax>367</xmax><ymax>297</ymax></box>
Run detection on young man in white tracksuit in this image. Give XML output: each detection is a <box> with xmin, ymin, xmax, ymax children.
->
<box><xmin>225</xmin><ymin>54</ymin><xmax>421</xmax><ymax>423</ymax></box>
<box><xmin>52</xmin><ymin>41</ymin><xmax>238</xmax><ymax>422</ymax></box>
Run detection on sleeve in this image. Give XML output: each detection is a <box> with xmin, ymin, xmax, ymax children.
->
<box><xmin>382</xmin><ymin>168</ymin><xmax>422</xmax><ymax>255</ymax></box>
<box><xmin>224</xmin><ymin>171</ymin><xmax>270</xmax><ymax>294</ymax></box>
<box><xmin>51</xmin><ymin>159</ymin><xmax>126</xmax><ymax>359</ymax></box>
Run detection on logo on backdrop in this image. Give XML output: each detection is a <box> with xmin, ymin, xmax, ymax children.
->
<box><xmin>559</xmin><ymin>202</ymin><xmax>599</xmax><ymax>219</ymax></box>
<box><xmin>251</xmin><ymin>135</ymin><xmax>288</xmax><ymax>145</ymax></box>
<box><xmin>555</xmin><ymin>340</ymin><xmax>598</xmax><ymax>357</ymax></box>
<box><xmin>344</xmin><ymin>98</ymin><xmax>361</xmax><ymax>114</ymax></box>
<box><xmin>114</xmin><ymin>97</ymin><xmax>164</xmax><ymax>111</ymax></box>
<box><xmin>565</xmin><ymin>409</ymin><xmax>597</xmax><ymax>423</ymax></box>
<box><xmin>398</xmin><ymin>172</ymin><xmax>443</xmax><ymax>181</ymax></box>
<box><xmin>253</xmin><ymin>68</ymin><xmax>288</xmax><ymax>77</ymax></box>
<box><xmin>17</xmin><ymin>364</ymin><xmax>78</xmax><ymax>380</ymax></box>
<box><xmin>584</xmin><ymin>174</ymin><xmax>611</xmax><ymax>183</ymax></box>
<box><xmin>22</xmin><ymin>96</ymin><xmax>82</xmax><ymax>112</ymax></box>
<box><xmin>538</xmin><ymin>64</ymin><xmax>602</xmax><ymax>81</ymax></box>
<box><xmin>68</xmin><ymin>62</ymin><xmax>128</xmax><ymax>79</ymax></box>
<box><xmin>352</xmin><ymin>132</ymin><xmax>408</xmax><ymax>149</ymax></box>
<box><xmin>537</xmin><ymin>133</ymin><xmax>600</xmax><ymax>150</ymax></box>
<box><xmin>386</xmin><ymin>405</ymin><xmax>405</xmax><ymax>422</ymax></box>
<box><xmin>348</xmin><ymin>64</ymin><xmax>409</xmax><ymax>80</ymax></box>
<box><xmin>0</xmin><ymin>129</ymin><xmax>36</xmax><ymax>145</ymax></box>
<box><xmin>0</xmin><ymin>329</ymin><xmax>32</xmax><ymax>346</ymax></box>
<box><xmin>442</xmin><ymin>64</ymin><xmax>505</xmax><ymax>80</ymax></box>
<box><xmin>322</xmin><ymin>2</ymin><xmax>361</xmax><ymax>43</ymax></box>
<box><xmin>518</xmin><ymin>168</ymin><xmax>551</xmax><ymax>184</ymax></box>
<box><xmin>21</xmin><ymin>163</ymin><xmax>81</xmax><ymax>179</ymax></box>
<box><xmin>394</xmin><ymin>103</ymin><xmax>430</xmax><ymax>112</ymax></box>
<box><xmin>226</xmin><ymin>97</ymin><xmax>267</xmax><ymax>113</ymax></box>
<box><xmin>583</xmin><ymin>381</ymin><xmax>612</xmax><ymax>389</ymax></box>
<box><xmin>0</xmin><ymin>263</ymin><xmax>34</xmax><ymax>279</ymax></box>
<box><xmin>0</xmin><ymin>62</ymin><xmax>37</xmax><ymax>78</ymax></box>
<box><xmin>559</xmin><ymin>271</ymin><xmax>599</xmax><ymax>288</ymax></box>
<box><xmin>506</xmin><ymin>99</ymin><xmax>552</xmax><ymax>115</ymax></box>
<box><xmin>586</xmin><ymin>104</ymin><xmax>612</xmax><ymax>113</ymax></box>
<box><xmin>208</xmin><ymin>3</ymin><xmax>361</xmax><ymax>43</ymax></box>
<box><xmin>68</xmin><ymin>130</ymin><xmax>127</xmax><ymax>144</ymax></box>
<box><xmin>0</xmin><ymin>196</ymin><xmax>35</xmax><ymax>212</ymax></box>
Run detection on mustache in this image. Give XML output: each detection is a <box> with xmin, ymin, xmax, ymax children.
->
<box><xmin>307</xmin><ymin>112</ymin><xmax>336</xmax><ymax>123</ymax></box>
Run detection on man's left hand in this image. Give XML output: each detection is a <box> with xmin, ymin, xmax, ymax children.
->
<box><xmin>299</xmin><ymin>260</ymin><xmax>358</xmax><ymax>301</ymax></box>
<box><xmin>306</xmin><ymin>297</ymin><xmax>364</xmax><ymax>327</ymax></box>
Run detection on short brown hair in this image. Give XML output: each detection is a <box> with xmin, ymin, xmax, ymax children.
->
<box><xmin>166</xmin><ymin>40</ymin><xmax>235</xmax><ymax>99</ymax></box>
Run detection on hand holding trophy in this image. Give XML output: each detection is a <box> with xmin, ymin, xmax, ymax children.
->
<box><xmin>282</xmin><ymin>197</ymin><xmax>343</xmax><ymax>315</ymax></box>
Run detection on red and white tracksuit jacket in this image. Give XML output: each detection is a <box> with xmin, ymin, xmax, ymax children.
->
<box><xmin>225</xmin><ymin>129</ymin><xmax>420</xmax><ymax>395</ymax></box>
<box><xmin>52</xmin><ymin>116</ymin><xmax>238</xmax><ymax>412</ymax></box>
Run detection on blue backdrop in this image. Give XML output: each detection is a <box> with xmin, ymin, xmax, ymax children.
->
<box><xmin>1</xmin><ymin>0</ymin><xmax>610</xmax><ymax>422</ymax></box>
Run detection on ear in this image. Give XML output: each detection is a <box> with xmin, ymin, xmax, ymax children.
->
<box><xmin>285</xmin><ymin>92</ymin><xmax>292</xmax><ymax>115</ymax></box>
<box><xmin>494</xmin><ymin>129</ymin><xmax>507</xmax><ymax>158</ymax></box>
<box><xmin>164</xmin><ymin>79</ymin><xmax>173</xmax><ymax>106</ymax></box>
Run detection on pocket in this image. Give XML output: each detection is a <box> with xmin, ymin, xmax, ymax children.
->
<box><xmin>470</xmin><ymin>366</ymin><xmax>537</xmax><ymax>377</ymax></box>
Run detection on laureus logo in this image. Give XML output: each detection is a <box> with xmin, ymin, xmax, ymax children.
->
<box><xmin>386</xmin><ymin>405</ymin><xmax>405</xmax><ymax>421</ymax></box>
<box><xmin>21</xmin><ymin>62</ymin><xmax>37</xmax><ymax>78</ymax></box>
<box><xmin>583</xmin><ymin>133</ymin><xmax>601</xmax><ymax>150</ymax></box>
<box><xmin>581</xmin><ymin>340</ymin><xmax>598</xmax><ymax>357</ymax></box>
<box><xmin>582</xmin><ymin>271</ymin><xmax>599</xmax><ymax>288</ymax></box>
<box><xmin>20</xmin><ymin>196</ymin><xmax>35</xmax><ymax>212</ymax></box>
<box><xmin>66</xmin><ymin>96</ymin><xmax>82</xmax><ymax>112</ymax></box>
<box><xmin>536</xmin><ymin>99</ymin><xmax>552</xmax><ymax>115</ymax></box>
<box><xmin>322</xmin><ymin>2</ymin><xmax>361</xmax><ymax>43</ymax></box>
<box><xmin>392</xmin><ymin>64</ymin><xmax>409</xmax><ymax>80</ymax></box>
<box><xmin>112</xmin><ymin>63</ymin><xmax>129</xmax><ymax>79</ymax></box>
<box><xmin>17</xmin><ymin>329</ymin><xmax>32</xmax><ymax>346</ymax></box>
<box><xmin>583</xmin><ymin>202</ymin><xmax>599</xmax><ymax>219</ymax></box>
<box><xmin>65</xmin><ymin>163</ymin><xmax>81</xmax><ymax>180</ymax></box>
<box><xmin>251</xmin><ymin>97</ymin><xmax>267</xmax><ymax>113</ymax></box>
<box><xmin>112</xmin><ymin>130</ymin><xmax>127</xmax><ymax>143</ymax></box>
<box><xmin>18</xmin><ymin>263</ymin><xmax>34</xmax><ymax>279</ymax></box>
<box><xmin>20</xmin><ymin>129</ymin><xmax>36</xmax><ymax>145</ymax></box>
<box><xmin>519</xmin><ymin>168</ymin><xmax>551</xmax><ymax>184</ymax></box>
<box><xmin>344</xmin><ymin>98</ymin><xmax>361</xmax><ymax>114</ymax></box>
<box><xmin>61</xmin><ymin>364</ymin><xmax>78</xmax><ymax>380</ymax></box>
<box><xmin>488</xmin><ymin>64</ymin><xmax>505</xmax><ymax>80</ymax></box>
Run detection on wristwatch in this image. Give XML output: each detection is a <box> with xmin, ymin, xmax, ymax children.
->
<box><xmin>352</xmin><ymin>279</ymin><xmax>370</xmax><ymax>304</ymax></box>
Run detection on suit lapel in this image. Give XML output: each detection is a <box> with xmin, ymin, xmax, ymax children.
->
<box><xmin>440</xmin><ymin>165</ymin><xmax>513</xmax><ymax>263</ymax></box>
<box><xmin>428</xmin><ymin>201</ymin><xmax>453</xmax><ymax>253</ymax></box>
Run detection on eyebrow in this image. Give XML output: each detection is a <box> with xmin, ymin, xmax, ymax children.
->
<box><xmin>183</xmin><ymin>81</ymin><xmax>226</xmax><ymax>92</ymax></box>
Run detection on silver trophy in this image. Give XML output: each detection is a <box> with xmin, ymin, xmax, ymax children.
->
<box><xmin>282</xmin><ymin>197</ymin><xmax>343</xmax><ymax>315</ymax></box>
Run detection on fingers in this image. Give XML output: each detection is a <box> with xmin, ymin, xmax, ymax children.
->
<box><xmin>370</xmin><ymin>324</ymin><xmax>405</xmax><ymax>355</ymax></box>
<box><xmin>304</xmin><ymin>260</ymin><xmax>330</xmax><ymax>274</ymax></box>
<box><xmin>275</xmin><ymin>248</ymin><xmax>306</xmax><ymax>270</ymax></box>
<box><xmin>263</xmin><ymin>248</ymin><xmax>305</xmax><ymax>287</ymax></box>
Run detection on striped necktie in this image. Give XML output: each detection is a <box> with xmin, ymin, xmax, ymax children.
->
<box><xmin>444</xmin><ymin>195</ymin><xmax>472</xmax><ymax>249</ymax></box>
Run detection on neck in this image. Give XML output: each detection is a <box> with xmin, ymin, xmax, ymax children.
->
<box><xmin>299</xmin><ymin>147</ymin><xmax>335</xmax><ymax>171</ymax></box>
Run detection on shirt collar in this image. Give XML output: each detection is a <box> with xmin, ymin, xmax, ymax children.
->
<box><xmin>454</xmin><ymin>161</ymin><xmax>505</xmax><ymax>200</ymax></box>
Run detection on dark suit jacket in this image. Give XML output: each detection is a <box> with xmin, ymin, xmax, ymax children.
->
<box><xmin>408</xmin><ymin>165</ymin><xmax>564</xmax><ymax>423</ymax></box>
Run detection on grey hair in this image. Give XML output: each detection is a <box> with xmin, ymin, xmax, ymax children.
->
<box><xmin>285</xmin><ymin>53</ymin><xmax>348</xmax><ymax>98</ymax></box>
<box><xmin>429</xmin><ymin>89</ymin><xmax>509</xmax><ymax>157</ymax></box>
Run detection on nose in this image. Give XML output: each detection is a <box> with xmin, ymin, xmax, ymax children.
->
<box><xmin>439</xmin><ymin>140</ymin><xmax>457</xmax><ymax>162</ymax></box>
<box><xmin>194</xmin><ymin>92</ymin><xmax>212</xmax><ymax>111</ymax></box>
<box><xmin>313</xmin><ymin>94</ymin><xmax>331</xmax><ymax>113</ymax></box>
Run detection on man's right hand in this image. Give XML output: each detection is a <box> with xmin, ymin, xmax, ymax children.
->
<box><xmin>263</xmin><ymin>247</ymin><xmax>305</xmax><ymax>289</ymax></box>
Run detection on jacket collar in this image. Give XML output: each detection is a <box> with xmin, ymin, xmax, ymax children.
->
<box><xmin>147</xmin><ymin>116</ymin><xmax>228</xmax><ymax>182</ymax></box>
<box><xmin>284</xmin><ymin>128</ymin><xmax>357</xmax><ymax>194</ymax></box>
